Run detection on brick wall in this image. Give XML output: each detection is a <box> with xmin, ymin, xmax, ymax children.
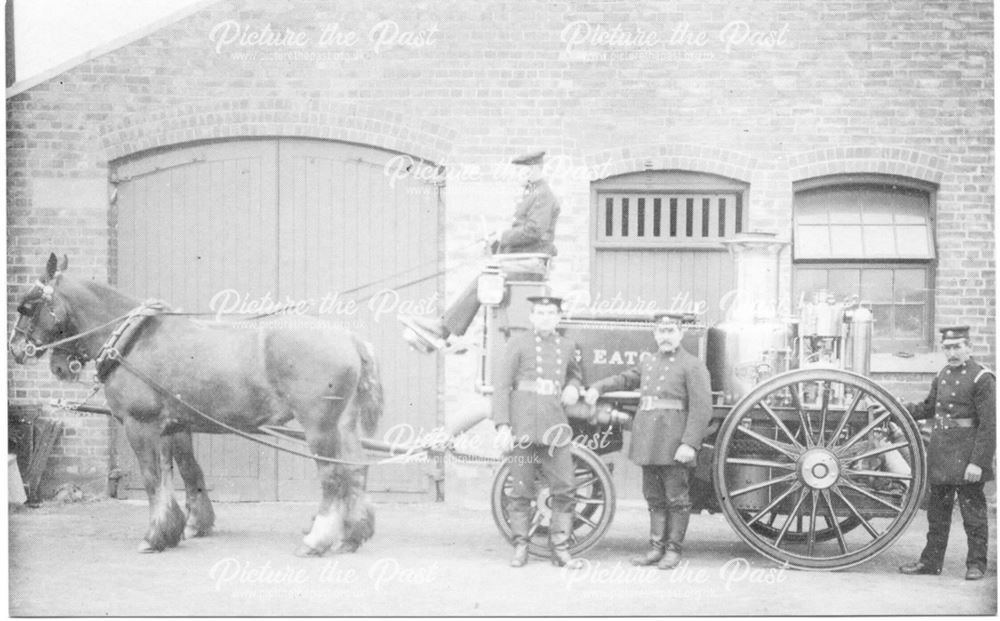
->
<box><xmin>7</xmin><ymin>0</ymin><xmax>994</xmax><ymax>495</ymax></box>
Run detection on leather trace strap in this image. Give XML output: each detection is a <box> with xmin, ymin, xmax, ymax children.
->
<box><xmin>104</xmin><ymin>349</ymin><xmax>419</xmax><ymax>468</ymax></box>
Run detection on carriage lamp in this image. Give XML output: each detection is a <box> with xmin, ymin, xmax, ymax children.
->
<box><xmin>476</xmin><ymin>267</ymin><xmax>506</xmax><ymax>305</ymax></box>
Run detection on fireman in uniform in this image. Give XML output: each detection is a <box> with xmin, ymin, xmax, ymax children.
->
<box><xmin>583</xmin><ymin>312</ymin><xmax>713</xmax><ymax>569</ymax></box>
<box><xmin>493</xmin><ymin>295</ymin><xmax>584</xmax><ymax>568</ymax></box>
<box><xmin>399</xmin><ymin>150</ymin><xmax>560</xmax><ymax>353</ymax></box>
<box><xmin>899</xmin><ymin>325</ymin><xmax>995</xmax><ymax>581</ymax></box>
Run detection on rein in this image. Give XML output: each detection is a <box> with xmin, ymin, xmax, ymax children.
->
<box><xmin>105</xmin><ymin>349</ymin><xmax>423</xmax><ymax>467</ymax></box>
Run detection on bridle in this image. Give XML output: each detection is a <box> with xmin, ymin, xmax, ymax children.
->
<box><xmin>10</xmin><ymin>280</ymin><xmax>91</xmax><ymax>372</ymax></box>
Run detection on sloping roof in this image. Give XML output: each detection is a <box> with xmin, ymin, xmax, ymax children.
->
<box><xmin>6</xmin><ymin>0</ymin><xmax>221</xmax><ymax>98</ymax></box>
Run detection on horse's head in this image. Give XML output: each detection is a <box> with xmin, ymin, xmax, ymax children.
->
<box><xmin>9</xmin><ymin>253</ymin><xmax>80</xmax><ymax>369</ymax></box>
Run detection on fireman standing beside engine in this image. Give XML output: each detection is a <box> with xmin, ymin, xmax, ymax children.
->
<box><xmin>899</xmin><ymin>325</ymin><xmax>996</xmax><ymax>581</ymax></box>
<box><xmin>583</xmin><ymin>312</ymin><xmax>713</xmax><ymax>569</ymax></box>
<box><xmin>493</xmin><ymin>295</ymin><xmax>585</xmax><ymax>569</ymax></box>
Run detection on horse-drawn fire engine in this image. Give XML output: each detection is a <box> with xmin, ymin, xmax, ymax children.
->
<box><xmin>18</xmin><ymin>232</ymin><xmax>924</xmax><ymax>568</ymax></box>
<box><xmin>473</xmin><ymin>233</ymin><xmax>924</xmax><ymax>571</ymax></box>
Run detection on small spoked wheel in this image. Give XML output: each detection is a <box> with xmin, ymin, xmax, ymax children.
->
<box><xmin>714</xmin><ymin>369</ymin><xmax>926</xmax><ymax>570</ymax></box>
<box><xmin>491</xmin><ymin>443</ymin><xmax>616</xmax><ymax>558</ymax></box>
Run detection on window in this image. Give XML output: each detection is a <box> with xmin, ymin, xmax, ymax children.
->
<box><xmin>598</xmin><ymin>192</ymin><xmax>743</xmax><ymax>247</ymax></box>
<box><xmin>590</xmin><ymin>170</ymin><xmax>749</xmax><ymax>326</ymax></box>
<box><xmin>793</xmin><ymin>176</ymin><xmax>936</xmax><ymax>352</ymax></box>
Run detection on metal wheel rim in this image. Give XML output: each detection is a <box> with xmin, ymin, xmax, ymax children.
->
<box><xmin>491</xmin><ymin>442</ymin><xmax>616</xmax><ymax>558</ymax></box>
<box><xmin>713</xmin><ymin>368</ymin><xmax>926</xmax><ymax>570</ymax></box>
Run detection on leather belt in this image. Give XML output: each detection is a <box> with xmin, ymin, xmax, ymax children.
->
<box><xmin>516</xmin><ymin>379</ymin><xmax>561</xmax><ymax>396</ymax></box>
<box><xmin>639</xmin><ymin>397</ymin><xmax>683</xmax><ymax>411</ymax></box>
<box><xmin>933</xmin><ymin>417</ymin><xmax>975</xmax><ymax>429</ymax></box>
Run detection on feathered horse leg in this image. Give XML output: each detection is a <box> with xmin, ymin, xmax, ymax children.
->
<box><xmin>125</xmin><ymin>416</ymin><xmax>185</xmax><ymax>553</ymax></box>
<box><xmin>296</xmin><ymin>429</ymin><xmax>349</xmax><ymax>557</ymax></box>
<box><xmin>334</xmin><ymin>467</ymin><xmax>375</xmax><ymax>553</ymax></box>
<box><xmin>170</xmin><ymin>430</ymin><xmax>215</xmax><ymax>538</ymax></box>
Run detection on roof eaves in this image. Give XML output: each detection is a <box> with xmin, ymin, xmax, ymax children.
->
<box><xmin>6</xmin><ymin>0</ymin><xmax>222</xmax><ymax>99</ymax></box>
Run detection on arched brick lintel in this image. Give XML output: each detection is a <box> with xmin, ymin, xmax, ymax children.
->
<box><xmin>584</xmin><ymin>143</ymin><xmax>758</xmax><ymax>183</ymax></box>
<box><xmin>788</xmin><ymin>146</ymin><xmax>946</xmax><ymax>184</ymax></box>
<box><xmin>100</xmin><ymin>100</ymin><xmax>458</xmax><ymax>164</ymax></box>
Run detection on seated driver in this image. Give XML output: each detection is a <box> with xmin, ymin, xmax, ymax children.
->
<box><xmin>399</xmin><ymin>150</ymin><xmax>560</xmax><ymax>353</ymax></box>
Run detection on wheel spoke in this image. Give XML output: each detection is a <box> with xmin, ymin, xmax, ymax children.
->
<box><xmin>745</xmin><ymin>482</ymin><xmax>801</xmax><ymax>526</ymax></box>
<box><xmin>573</xmin><ymin>496</ymin><xmax>606</xmax><ymax>506</ymax></box>
<box><xmin>821</xmin><ymin>489</ymin><xmax>849</xmax><ymax>554</ymax></box>
<box><xmin>774</xmin><ymin>488</ymin><xmax>809</xmax><ymax>547</ymax></box>
<box><xmin>835</xmin><ymin>410</ymin><xmax>891</xmax><ymax>456</ymax></box>
<box><xmin>829</xmin><ymin>391</ymin><xmax>864</xmax><ymax>446</ymax></box>
<box><xmin>832</xmin><ymin>486</ymin><xmax>879</xmax><ymax>539</ymax></box>
<box><xmin>575</xmin><ymin>513</ymin><xmax>598</xmax><ymax>529</ymax></box>
<box><xmin>729</xmin><ymin>472</ymin><xmax>799</xmax><ymax>498</ymax></box>
<box><xmin>788</xmin><ymin>383</ymin><xmax>815</xmax><ymax>448</ymax></box>
<box><xmin>569</xmin><ymin>476</ymin><xmax>600</xmax><ymax>492</ymax></box>
<box><xmin>844</xmin><ymin>468</ymin><xmax>912</xmax><ymax>482</ymax></box>
<box><xmin>735</xmin><ymin>425</ymin><xmax>801</xmax><ymax>460</ymax></box>
<box><xmin>807</xmin><ymin>491</ymin><xmax>819</xmax><ymax>556</ymax></box>
<box><xmin>817</xmin><ymin>381</ymin><xmax>831</xmax><ymax>447</ymax></box>
<box><xmin>838</xmin><ymin>478</ymin><xmax>903</xmax><ymax>513</ymax></box>
<box><xmin>788</xmin><ymin>382</ymin><xmax>816</xmax><ymax>448</ymax></box>
<box><xmin>841</xmin><ymin>441</ymin><xmax>911</xmax><ymax>466</ymax></box>
<box><xmin>725</xmin><ymin>457</ymin><xmax>796</xmax><ymax>470</ymax></box>
<box><xmin>527</xmin><ymin>513</ymin><xmax>542</xmax><ymax>538</ymax></box>
<box><xmin>758</xmin><ymin>402</ymin><xmax>805</xmax><ymax>451</ymax></box>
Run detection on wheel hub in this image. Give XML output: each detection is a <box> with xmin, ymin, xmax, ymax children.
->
<box><xmin>799</xmin><ymin>448</ymin><xmax>840</xmax><ymax>490</ymax></box>
<box><xmin>535</xmin><ymin>487</ymin><xmax>553</xmax><ymax>526</ymax></box>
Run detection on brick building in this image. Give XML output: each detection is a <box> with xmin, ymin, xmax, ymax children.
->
<box><xmin>6</xmin><ymin>0</ymin><xmax>994</xmax><ymax>501</ymax></box>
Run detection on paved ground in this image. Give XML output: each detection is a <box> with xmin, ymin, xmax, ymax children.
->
<box><xmin>9</xmin><ymin>498</ymin><xmax>997</xmax><ymax>616</ymax></box>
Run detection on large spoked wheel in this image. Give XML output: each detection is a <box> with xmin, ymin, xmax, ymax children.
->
<box><xmin>714</xmin><ymin>368</ymin><xmax>926</xmax><ymax>570</ymax></box>
<box><xmin>491</xmin><ymin>443</ymin><xmax>616</xmax><ymax>558</ymax></box>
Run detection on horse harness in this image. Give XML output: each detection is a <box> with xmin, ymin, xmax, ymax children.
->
<box><xmin>56</xmin><ymin>302</ymin><xmax>416</xmax><ymax>468</ymax></box>
<box><xmin>93</xmin><ymin>301</ymin><xmax>170</xmax><ymax>382</ymax></box>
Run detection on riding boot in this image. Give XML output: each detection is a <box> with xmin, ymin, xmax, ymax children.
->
<box><xmin>549</xmin><ymin>511</ymin><xmax>583</xmax><ymax>569</ymax></box>
<box><xmin>631</xmin><ymin>510</ymin><xmax>668</xmax><ymax>566</ymax></box>
<box><xmin>657</xmin><ymin>510</ymin><xmax>690</xmax><ymax>570</ymax></box>
<box><xmin>509</xmin><ymin>509</ymin><xmax>531</xmax><ymax>568</ymax></box>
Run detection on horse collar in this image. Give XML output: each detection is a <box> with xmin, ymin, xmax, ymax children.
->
<box><xmin>94</xmin><ymin>301</ymin><xmax>168</xmax><ymax>383</ymax></box>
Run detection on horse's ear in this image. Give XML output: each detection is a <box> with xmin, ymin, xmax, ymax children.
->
<box><xmin>45</xmin><ymin>253</ymin><xmax>58</xmax><ymax>279</ymax></box>
<box><xmin>58</xmin><ymin>255</ymin><xmax>69</xmax><ymax>273</ymax></box>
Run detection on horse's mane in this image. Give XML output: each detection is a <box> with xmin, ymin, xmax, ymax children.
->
<box><xmin>60</xmin><ymin>275</ymin><xmax>141</xmax><ymax>318</ymax></box>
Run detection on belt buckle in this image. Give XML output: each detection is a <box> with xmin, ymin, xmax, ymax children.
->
<box><xmin>537</xmin><ymin>379</ymin><xmax>556</xmax><ymax>396</ymax></box>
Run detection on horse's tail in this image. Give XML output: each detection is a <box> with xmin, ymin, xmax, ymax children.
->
<box><xmin>352</xmin><ymin>337</ymin><xmax>384</xmax><ymax>436</ymax></box>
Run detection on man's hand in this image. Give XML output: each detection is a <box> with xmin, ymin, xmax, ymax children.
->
<box><xmin>674</xmin><ymin>443</ymin><xmax>697</xmax><ymax>464</ymax></box>
<box><xmin>965</xmin><ymin>463</ymin><xmax>983</xmax><ymax>483</ymax></box>
<box><xmin>561</xmin><ymin>385</ymin><xmax>580</xmax><ymax>406</ymax></box>
<box><xmin>496</xmin><ymin>424</ymin><xmax>514</xmax><ymax>454</ymax></box>
<box><xmin>583</xmin><ymin>387</ymin><xmax>601</xmax><ymax>406</ymax></box>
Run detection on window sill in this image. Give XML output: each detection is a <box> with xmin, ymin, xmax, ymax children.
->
<box><xmin>870</xmin><ymin>351</ymin><xmax>946</xmax><ymax>374</ymax></box>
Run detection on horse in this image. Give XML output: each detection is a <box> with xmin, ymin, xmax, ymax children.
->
<box><xmin>9</xmin><ymin>253</ymin><xmax>384</xmax><ymax>556</ymax></box>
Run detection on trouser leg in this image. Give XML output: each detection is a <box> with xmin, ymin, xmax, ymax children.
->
<box><xmin>442</xmin><ymin>279</ymin><xmax>481</xmax><ymax>336</ymax></box>
<box><xmin>506</xmin><ymin>445</ymin><xmax>537</xmax><ymax>546</ymax></box>
<box><xmin>659</xmin><ymin>464</ymin><xmax>692</xmax><ymax>570</ymax></box>
<box><xmin>540</xmin><ymin>442</ymin><xmax>582</xmax><ymax>568</ymax></box>
<box><xmin>920</xmin><ymin>484</ymin><xmax>956</xmax><ymax>569</ymax></box>
<box><xmin>958</xmin><ymin>481</ymin><xmax>988</xmax><ymax>572</ymax></box>
<box><xmin>633</xmin><ymin>465</ymin><xmax>668</xmax><ymax>566</ymax></box>
<box><xmin>541</xmin><ymin>442</ymin><xmax>576</xmax><ymax>543</ymax></box>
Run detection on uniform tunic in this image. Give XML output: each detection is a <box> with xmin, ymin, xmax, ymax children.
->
<box><xmin>498</xmin><ymin>179</ymin><xmax>560</xmax><ymax>256</ymax></box>
<box><xmin>493</xmin><ymin>330</ymin><xmax>583</xmax><ymax>446</ymax></box>
<box><xmin>591</xmin><ymin>347</ymin><xmax>713</xmax><ymax>465</ymax></box>
<box><xmin>907</xmin><ymin>357</ymin><xmax>996</xmax><ymax>485</ymax></box>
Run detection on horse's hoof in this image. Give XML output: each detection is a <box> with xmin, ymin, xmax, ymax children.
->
<box><xmin>184</xmin><ymin>525</ymin><xmax>209</xmax><ymax>539</ymax></box>
<box><xmin>137</xmin><ymin>541</ymin><xmax>158</xmax><ymax>554</ymax></box>
<box><xmin>332</xmin><ymin>541</ymin><xmax>361</xmax><ymax>554</ymax></box>
<box><xmin>294</xmin><ymin>543</ymin><xmax>326</xmax><ymax>557</ymax></box>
